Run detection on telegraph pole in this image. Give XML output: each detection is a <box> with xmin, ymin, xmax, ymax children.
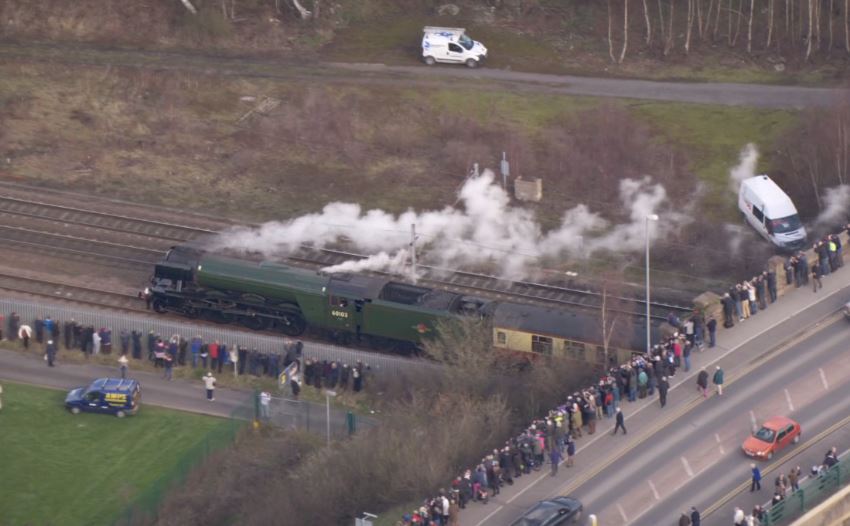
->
<box><xmin>410</xmin><ymin>223</ymin><xmax>419</xmax><ymax>283</ymax></box>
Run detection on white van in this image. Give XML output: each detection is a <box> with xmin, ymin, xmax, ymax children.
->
<box><xmin>421</xmin><ymin>26</ymin><xmax>487</xmax><ymax>68</ymax></box>
<box><xmin>738</xmin><ymin>175</ymin><xmax>807</xmax><ymax>250</ymax></box>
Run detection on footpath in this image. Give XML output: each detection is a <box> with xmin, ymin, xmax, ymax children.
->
<box><xmin>459</xmin><ymin>260</ymin><xmax>850</xmax><ymax>526</ymax></box>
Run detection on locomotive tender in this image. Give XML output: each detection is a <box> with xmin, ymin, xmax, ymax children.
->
<box><xmin>149</xmin><ymin>246</ymin><xmax>658</xmax><ymax>362</ymax></box>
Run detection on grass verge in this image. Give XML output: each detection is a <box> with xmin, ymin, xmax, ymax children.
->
<box><xmin>0</xmin><ymin>381</ymin><xmax>229</xmax><ymax>526</ymax></box>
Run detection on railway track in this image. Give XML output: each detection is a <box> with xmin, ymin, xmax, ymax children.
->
<box><xmin>0</xmin><ymin>189</ymin><xmax>693</xmax><ymax>321</ymax></box>
<box><xmin>0</xmin><ymin>272</ymin><xmax>145</xmax><ymax>311</ymax></box>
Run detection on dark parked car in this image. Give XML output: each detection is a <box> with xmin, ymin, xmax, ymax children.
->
<box><xmin>510</xmin><ymin>497</ymin><xmax>583</xmax><ymax>526</ymax></box>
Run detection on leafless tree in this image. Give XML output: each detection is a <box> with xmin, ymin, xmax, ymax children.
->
<box><xmin>806</xmin><ymin>0</ymin><xmax>814</xmax><ymax>60</ymax></box>
<box><xmin>598</xmin><ymin>278</ymin><xmax>621</xmax><ymax>369</ymax></box>
<box><xmin>642</xmin><ymin>0</ymin><xmax>653</xmax><ymax>45</ymax></box>
<box><xmin>686</xmin><ymin>0</ymin><xmax>696</xmax><ymax>53</ymax></box>
<box><xmin>178</xmin><ymin>0</ymin><xmax>198</xmax><ymax>14</ymax></box>
<box><xmin>608</xmin><ymin>0</ymin><xmax>617</xmax><ymax>62</ymax></box>
<box><xmin>767</xmin><ymin>0</ymin><xmax>776</xmax><ymax>48</ymax></box>
<box><xmin>619</xmin><ymin>0</ymin><xmax>630</xmax><ymax>63</ymax></box>
<box><xmin>747</xmin><ymin>0</ymin><xmax>755</xmax><ymax>52</ymax></box>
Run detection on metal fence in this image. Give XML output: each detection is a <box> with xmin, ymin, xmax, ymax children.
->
<box><xmin>761</xmin><ymin>455</ymin><xmax>850</xmax><ymax>525</ymax></box>
<box><xmin>0</xmin><ymin>297</ymin><xmax>427</xmax><ymax>375</ymax></box>
<box><xmin>112</xmin><ymin>398</ymin><xmax>253</xmax><ymax>526</ymax></box>
<box><xmin>262</xmin><ymin>394</ymin><xmax>376</xmax><ymax>439</ymax></box>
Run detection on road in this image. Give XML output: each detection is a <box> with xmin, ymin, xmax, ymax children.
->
<box><xmin>577</xmin><ymin>314</ymin><xmax>850</xmax><ymax>526</ymax></box>
<box><xmin>460</xmin><ymin>261</ymin><xmax>850</xmax><ymax>526</ymax></box>
<box><xmin>0</xmin><ymin>41</ymin><xmax>847</xmax><ymax>108</ymax></box>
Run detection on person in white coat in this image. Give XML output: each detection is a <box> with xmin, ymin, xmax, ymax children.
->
<box><xmin>203</xmin><ymin>372</ymin><xmax>216</xmax><ymax>401</ymax></box>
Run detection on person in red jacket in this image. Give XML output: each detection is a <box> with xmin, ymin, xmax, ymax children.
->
<box><xmin>208</xmin><ymin>341</ymin><xmax>219</xmax><ymax>371</ymax></box>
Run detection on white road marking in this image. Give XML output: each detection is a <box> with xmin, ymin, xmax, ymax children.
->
<box><xmin>617</xmin><ymin>502</ymin><xmax>629</xmax><ymax>522</ymax></box>
<box><xmin>648</xmin><ymin>479</ymin><xmax>661</xmax><ymax>500</ymax></box>
<box><xmin>750</xmin><ymin>410</ymin><xmax>757</xmax><ymax>431</ymax></box>
<box><xmin>785</xmin><ymin>388</ymin><xmax>795</xmax><ymax>412</ymax></box>
<box><xmin>819</xmin><ymin>367</ymin><xmax>829</xmax><ymax>390</ymax></box>
<box><xmin>715</xmin><ymin>433</ymin><xmax>726</xmax><ymax>455</ymax></box>
<box><xmin>474</xmin><ymin>505</ymin><xmax>503</xmax><ymax>526</ymax></box>
<box><xmin>681</xmin><ymin>456</ymin><xmax>694</xmax><ymax>478</ymax></box>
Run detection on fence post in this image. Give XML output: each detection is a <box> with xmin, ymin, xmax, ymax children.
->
<box><xmin>347</xmin><ymin>411</ymin><xmax>355</xmax><ymax>436</ymax></box>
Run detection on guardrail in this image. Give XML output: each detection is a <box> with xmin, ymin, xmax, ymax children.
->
<box><xmin>762</xmin><ymin>456</ymin><xmax>849</xmax><ymax>525</ymax></box>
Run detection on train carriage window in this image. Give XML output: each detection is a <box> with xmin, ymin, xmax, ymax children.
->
<box><xmin>329</xmin><ymin>296</ymin><xmax>349</xmax><ymax>308</ymax></box>
<box><xmin>496</xmin><ymin>331</ymin><xmax>507</xmax><ymax>345</ymax></box>
<box><xmin>531</xmin><ymin>335</ymin><xmax>553</xmax><ymax>355</ymax></box>
<box><xmin>563</xmin><ymin>340</ymin><xmax>585</xmax><ymax>359</ymax></box>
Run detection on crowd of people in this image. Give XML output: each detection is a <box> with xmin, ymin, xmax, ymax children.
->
<box><xmin>0</xmin><ymin>312</ymin><xmax>370</xmax><ymax>395</ymax></box>
<box><xmin>733</xmin><ymin>446</ymin><xmax>844</xmax><ymax>525</ymax></box>
<box><xmin>398</xmin><ymin>228</ymin><xmax>849</xmax><ymax>526</ymax></box>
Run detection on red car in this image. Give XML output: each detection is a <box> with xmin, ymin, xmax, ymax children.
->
<box><xmin>742</xmin><ymin>416</ymin><xmax>801</xmax><ymax>460</ymax></box>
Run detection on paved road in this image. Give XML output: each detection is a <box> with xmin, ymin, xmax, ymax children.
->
<box><xmin>460</xmin><ymin>262</ymin><xmax>850</xmax><ymax>526</ymax></box>
<box><xmin>0</xmin><ymin>41</ymin><xmax>847</xmax><ymax>108</ymax></box>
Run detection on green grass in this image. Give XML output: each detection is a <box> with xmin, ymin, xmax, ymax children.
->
<box><xmin>0</xmin><ymin>382</ymin><xmax>230</xmax><ymax>526</ymax></box>
<box><xmin>630</xmin><ymin>102</ymin><xmax>799</xmax><ymax>222</ymax></box>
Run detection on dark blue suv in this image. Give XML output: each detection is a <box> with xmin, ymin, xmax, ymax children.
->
<box><xmin>510</xmin><ymin>497</ymin><xmax>584</xmax><ymax>526</ymax></box>
<box><xmin>65</xmin><ymin>378</ymin><xmax>141</xmax><ymax>418</ymax></box>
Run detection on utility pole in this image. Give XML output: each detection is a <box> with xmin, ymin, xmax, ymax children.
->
<box><xmin>410</xmin><ymin>223</ymin><xmax>419</xmax><ymax>283</ymax></box>
<box><xmin>500</xmin><ymin>151</ymin><xmax>510</xmax><ymax>189</ymax></box>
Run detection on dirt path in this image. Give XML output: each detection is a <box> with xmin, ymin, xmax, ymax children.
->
<box><xmin>2</xmin><ymin>41</ymin><xmax>846</xmax><ymax>108</ymax></box>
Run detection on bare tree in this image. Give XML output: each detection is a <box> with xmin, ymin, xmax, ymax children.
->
<box><xmin>619</xmin><ymin>0</ymin><xmax>631</xmax><ymax>63</ymax></box>
<box><xmin>747</xmin><ymin>0</ymin><xmax>755</xmax><ymax>52</ymax></box>
<box><xmin>846</xmin><ymin>0</ymin><xmax>850</xmax><ymax>53</ymax></box>
<box><xmin>732</xmin><ymin>0</ymin><xmax>744</xmax><ymax>46</ymax></box>
<box><xmin>713</xmin><ymin>0</ymin><xmax>724</xmax><ymax>40</ymax></box>
<box><xmin>665</xmin><ymin>0</ymin><xmax>675</xmax><ymax>54</ymax></box>
<box><xmin>658</xmin><ymin>0</ymin><xmax>668</xmax><ymax>49</ymax></box>
<box><xmin>686</xmin><ymin>0</ymin><xmax>696</xmax><ymax>53</ymax></box>
<box><xmin>767</xmin><ymin>0</ymin><xmax>776</xmax><ymax>48</ymax></box>
<box><xmin>814</xmin><ymin>0</ymin><xmax>822</xmax><ymax>50</ymax></box>
<box><xmin>728</xmin><ymin>0</ymin><xmax>735</xmax><ymax>45</ymax></box>
<box><xmin>806</xmin><ymin>0</ymin><xmax>814</xmax><ymax>60</ymax></box>
<box><xmin>598</xmin><ymin>279</ymin><xmax>621</xmax><ymax>369</ymax></box>
<box><xmin>178</xmin><ymin>0</ymin><xmax>198</xmax><ymax>14</ymax></box>
<box><xmin>608</xmin><ymin>0</ymin><xmax>617</xmax><ymax>62</ymax></box>
<box><xmin>642</xmin><ymin>0</ymin><xmax>653</xmax><ymax>45</ymax></box>
<box><xmin>697</xmin><ymin>0</ymin><xmax>705</xmax><ymax>39</ymax></box>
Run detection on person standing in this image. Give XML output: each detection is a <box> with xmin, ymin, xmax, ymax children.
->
<box><xmin>812</xmin><ymin>265</ymin><xmax>823</xmax><ymax>292</ymax></box>
<box><xmin>690</xmin><ymin>506</ymin><xmax>700</xmax><ymax>526</ymax></box>
<box><xmin>45</xmin><ymin>339</ymin><xmax>57</xmax><ymax>367</ymax></box>
<box><xmin>750</xmin><ymin>463</ymin><xmax>762</xmax><ymax>492</ymax></box>
<box><xmin>789</xmin><ymin>466</ymin><xmax>801</xmax><ymax>492</ymax></box>
<box><xmin>163</xmin><ymin>353</ymin><xmax>173</xmax><ymax>381</ymax></box>
<box><xmin>566</xmin><ymin>436</ymin><xmax>576</xmax><ymax>467</ymax></box>
<box><xmin>549</xmin><ymin>446</ymin><xmax>562</xmax><ymax>477</ymax></box>
<box><xmin>707</xmin><ymin>317</ymin><xmax>717</xmax><ymax>348</ymax></box>
<box><xmin>733</xmin><ymin>507</ymin><xmax>745</xmax><ymax>526</ymax></box>
<box><xmin>696</xmin><ymin>368</ymin><xmax>709</xmax><ymax>398</ymax></box>
<box><xmin>203</xmin><ymin>372</ymin><xmax>216</xmax><ymax>401</ymax></box>
<box><xmin>259</xmin><ymin>390</ymin><xmax>271</xmax><ymax>421</ymax></box>
<box><xmin>612</xmin><ymin>407</ymin><xmax>627</xmax><ymax>435</ymax></box>
<box><xmin>118</xmin><ymin>354</ymin><xmax>129</xmax><ymax>379</ymax></box>
<box><xmin>713</xmin><ymin>366</ymin><xmax>725</xmax><ymax>396</ymax></box>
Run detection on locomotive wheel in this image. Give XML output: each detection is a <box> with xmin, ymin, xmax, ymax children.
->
<box><xmin>241</xmin><ymin>315</ymin><xmax>270</xmax><ymax>331</ymax></box>
<box><xmin>278</xmin><ymin>313</ymin><xmax>306</xmax><ymax>336</ymax></box>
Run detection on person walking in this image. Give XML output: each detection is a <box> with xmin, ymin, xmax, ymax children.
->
<box><xmin>713</xmin><ymin>366</ymin><xmax>725</xmax><ymax>396</ymax></box>
<box><xmin>45</xmin><ymin>339</ymin><xmax>57</xmax><ymax>367</ymax></box>
<box><xmin>812</xmin><ymin>265</ymin><xmax>823</xmax><ymax>292</ymax></box>
<box><xmin>658</xmin><ymin>376</ymin><xmax>669</xmax><ymax>408</ymax></box>
<box><xmin>203</xmin><ymin>371</ymin><xmax>216</xmax><ymax>401</ymax></box>
<box><xmin>750</xmin><ymin>463</ymin><xmax>762</xmax><ymax>492</ymax></box>
<box><xmin>612</xmin><ymin>407</ymin><xmax>627</xmax><ymax>435</ymax></box>
<box><xmin>696</xmin><ymin>368</ymin><xmax>709</xmax><ymax>398</ymax></box>
<box><xmin>118</xmin><ymin>354</ymin><xmax>129</xmax><ymax>379</ymax></box>
<box><xmin>163</xmin><ymin>353</ymin><xmax>173</xmax><ymax>380</ymax></box>
<box><xmin>549</xmin><ymin>446</ymin><xmax>562</xmax><ymax>477</ymax></box>
<box><xmin>690</xmin><ymin>506</ymin><xmax>700</xmax><ymax>526</ymax></box>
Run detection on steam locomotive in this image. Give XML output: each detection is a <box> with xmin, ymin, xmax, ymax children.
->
<box><xmin>148</xmin><ymin>246</ymin><xmax>657</xmax><ymax>361</ymax></box>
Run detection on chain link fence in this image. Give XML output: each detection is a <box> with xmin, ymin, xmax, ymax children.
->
<box><xmin>112</xmin><ymin>398</ymin><xmax>253</xmax><ymax>526</ymax></box>
<box><xmin>0</xmin><ymin>297</ymin><xmax>428</xmax><ymax>375</ymax></box>
<box><xmin>259</xmin><ymin>393</ymin><xmax>376</xmax><ymax>439</ymax></box>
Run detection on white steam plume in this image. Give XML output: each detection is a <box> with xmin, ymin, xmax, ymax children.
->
<box><xmin>322</xmin><ymin>250</ymin><xmax>410</xmax><ymax>275</ymax></box>
<box><xmin>814</xmin><ymin>184</ymin><xmax>850</xmax><ymax>228</ymax></box>
<box><xmin>729</xmin><ymin>143</ymin><xmax>759</xmax><ymax>193</ymax></box>
<box><xmin>212</xmin><ymin>170</ymin><xmax>684</xmax><ymax>278</ymax></box>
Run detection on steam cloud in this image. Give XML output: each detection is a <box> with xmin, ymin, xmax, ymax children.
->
<box><xmin>212</xmin><ymin>171</ymin><xmax>685</xmax><ymax>279</ymax></box>
<box><xmin>814</xmin><ymin>184</ymin><xmax>850</xmax><ymax>228</ymax></box>
<box><xmin>729</xmin><ymin>143</ymin><xmax>759</xmax><ymax>193</ymax></box>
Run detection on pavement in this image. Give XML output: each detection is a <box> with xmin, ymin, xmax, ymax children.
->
<box><xmin>458</xmin><ymin>262</ymin><xmax>850</xmax><ymax>526</ymax></box>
